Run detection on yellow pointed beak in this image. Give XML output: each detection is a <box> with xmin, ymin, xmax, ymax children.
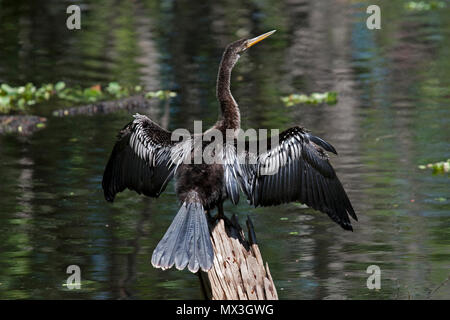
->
<box><xmin>245</xmin><ymin>30</ymin><xmax>276</xmax><ymax>49</ymax></box>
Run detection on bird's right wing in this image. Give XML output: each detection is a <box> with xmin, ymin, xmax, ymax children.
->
<box><xmin>102</xmin><ymin>113</ymin><xmax>179</xmax><ymax>202</ymax></box>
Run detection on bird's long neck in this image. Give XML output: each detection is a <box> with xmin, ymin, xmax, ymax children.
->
<box><xmin>216</xmin><ymin>52</ymin><xmax>240</xmax><ymax>131</ymax></box>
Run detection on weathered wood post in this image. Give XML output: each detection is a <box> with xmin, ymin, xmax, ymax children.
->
<box><xmin>198</xmin><ymin>214</ymin><xmax>278</xmax><ymax>300</ymax></box>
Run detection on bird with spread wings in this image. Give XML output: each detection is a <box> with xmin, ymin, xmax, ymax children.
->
<box><xmin>102</xmin><ymin>31</ymin><xmax>357</xmax><ymax>273</ymax></box>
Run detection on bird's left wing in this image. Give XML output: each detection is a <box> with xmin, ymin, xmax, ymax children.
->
<box><xmin>102</xmin><ymin>113</ymin><xmax>179</xmax><ymax>202</ymax></box>
<box><xmin>226</xmin><ymin>127</ymin><xmax>357</xmax><ymax>231</ymax></box>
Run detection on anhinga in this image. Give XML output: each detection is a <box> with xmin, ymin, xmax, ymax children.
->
<box><xmin>102</xmin><ymin>30</ymin><xmax>357</xmax><ymax>273</ymax></box>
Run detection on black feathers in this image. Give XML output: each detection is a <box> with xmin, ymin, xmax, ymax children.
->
<box><xmin>102</xmin><ymin>112</ymin><xmax>357</xmax><ymax>274</ymax></box>
<box><xmin>102</xmin><ymin>114</ymin><xmax>176</xmax><ymax>202</ymax></box>
<box><xmin>224</xmin><ymin>126</ymin><xmax>357</xmax><ymax>231</ymax></box>
<box><xmin>306</xmin><ymin>132</ymin><xmax>338</xmax><ymax>155</ymax></box>
<box><xmin>102</xmin><ymin>30</ymin><xmax>358</xmax><ymax>276</ymax></box>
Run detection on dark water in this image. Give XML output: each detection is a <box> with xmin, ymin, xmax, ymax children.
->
<box><xmin>0</xmin><ymin>0</ymin><xmax>449</xmax><ymax>299</ymax></box>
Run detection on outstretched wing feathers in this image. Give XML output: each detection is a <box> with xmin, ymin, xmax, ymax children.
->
<box><xmin>104</xmin><ymin>115</ymin><xmax>357</xmax><ymax>231</ymax></box>
<box><xmin>228</xmin><ymin>126</ymin><xmax>357</xmax><ymax>231</ymax></box>
<box><xmin>305</xmin><ymin>132</ymin><xmax>338</xmax><ymax>155</ymax></box>
<box><xmin>102</xmin><ymin>114</ymin><xmax>176</xmax><ymax>202</ymax></box>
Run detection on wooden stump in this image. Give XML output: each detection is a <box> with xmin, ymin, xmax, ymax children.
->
<box><xmin>52</xmin><ymin>95</ymin><xmax>154</xmax><ymax>117</ymax></box>
<box><xmin>198</xmin><ymin>214</ymin><xmax>278</xmax><ymax>300</ymax></box>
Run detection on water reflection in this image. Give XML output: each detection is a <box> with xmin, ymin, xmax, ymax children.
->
<box><xmin>0</xmin><ymin>0</ymin><xmax>448</xmax><ymax>299</ymax></box>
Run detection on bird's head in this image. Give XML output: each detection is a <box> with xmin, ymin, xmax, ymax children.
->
<box><xmin>222</xmin><ymin>30</ymin><xmax>276</xmax><ymax>66</ymax></box>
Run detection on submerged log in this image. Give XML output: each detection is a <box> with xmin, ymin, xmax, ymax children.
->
<box><xmin>199</xmin><ymin>214</ymin><xmax>278</xmax><ymax>300</ymax></box>
<box><xmin>0</xmin><ymin>115</ymin><xmax>47</xmax><ymax>135</ymax></box>
<box><xmin>52</xmin><ymin>95</ymin><xmax>154</xmax><ymax>117</ymax></box>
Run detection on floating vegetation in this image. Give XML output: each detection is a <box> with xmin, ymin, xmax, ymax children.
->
<box><xmin>0</xmin><ymin>81</ymin><xmax>176</xmax><ymax>114</ymax></box>
<box><xmin>405</xmin><ymin>1</ymin><xmax>447</xmax><ymax>11</ymax></box>
<box><xmin>281</xmin><ymin>91</ymin><xmax>338</xmax><ymax>107</ymax></box>
<box><xmin>418</xmin><ymin>159</ymin><xmax>450</xmax><ymax>173</ymax></box>
<box><xmin>145</xmin><ymin>90</ymin><xmax>177</xmax><ymax>100</ymax></box>
<box><xmin>0</xmin><ymin>83</ymin><xmax>55</xmax><ymax>113</ymax></box>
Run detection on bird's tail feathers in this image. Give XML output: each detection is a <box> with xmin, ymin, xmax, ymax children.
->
<box><xmin>151</xmin><ymin>198</ymin><xmax>214</xmax><ymax>273</ymax></box>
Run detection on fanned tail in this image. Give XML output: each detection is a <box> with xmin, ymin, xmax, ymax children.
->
<box><xmin>151</xmin><ymin>199</ymin><xmax>214</xmax><ymax>273</ymax></box>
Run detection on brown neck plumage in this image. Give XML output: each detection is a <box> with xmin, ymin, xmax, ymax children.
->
<box><xmin>216</xmin><ymin>51</ymin><xmax>241</xmax><ymax>131</ymax></box>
